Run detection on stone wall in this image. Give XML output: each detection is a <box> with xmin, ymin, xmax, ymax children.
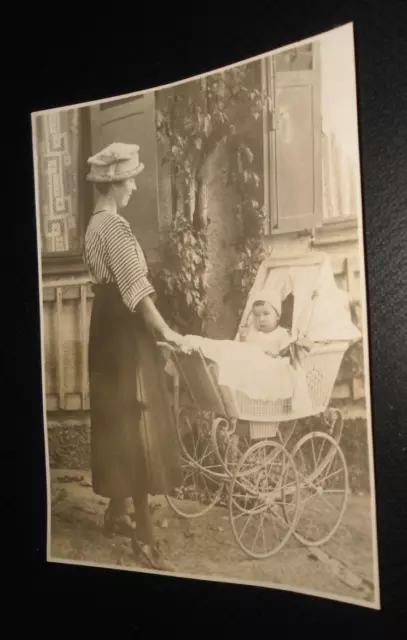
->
<box><xmin>47</xmin><ymin>417</ymin><xmax>91</xmax><ymax>470</ymax></box>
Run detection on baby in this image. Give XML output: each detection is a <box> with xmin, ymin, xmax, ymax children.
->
<box><xmin>239</xmin><ymin>291</ymin><xmax>292</xmax><ymax>357</ymax></box>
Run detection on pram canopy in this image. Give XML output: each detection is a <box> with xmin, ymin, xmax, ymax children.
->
<box><xmin>237</xmin><ymin>251</ymin><xmax>361</xmax><ymax>345</ymax></box>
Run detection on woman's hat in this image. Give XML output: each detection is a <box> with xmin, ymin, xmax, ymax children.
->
<box><xmin>86</xmin><ymin>142</ymin><xmax>145</xmax><ymax>183</ymax></box>
<box><xmin>252</xmin><ymin>290</ymin><xmax>282</xmax><ymax>317</ymax></box>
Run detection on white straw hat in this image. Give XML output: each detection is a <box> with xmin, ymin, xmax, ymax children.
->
<box><xmin>86</xmin><ymin>142</ymin><xmax>145</xmax><ymax>183</ymax></box>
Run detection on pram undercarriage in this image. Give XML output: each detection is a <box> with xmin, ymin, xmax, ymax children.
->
<box><xmin>159</xmin><ymin>342</ymin><xmax>349</xmax><ymax>559</ymax></box>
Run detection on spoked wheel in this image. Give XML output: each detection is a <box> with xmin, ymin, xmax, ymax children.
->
<box><xmin>228</xmin><ymin>440</ymin><xmax>300</xmax><ymax>559</ymax></box>
<box><xmin>166</xmin><ymin>408</ymin><xmax>224</xmax><ymax>518</ymax></box>
<box><xmin>223</xmin><ymin>433</ymin><xmax>251</xmax><ymax>476</ymax></box>
<box><xmin>285</xmin><ymin>431</ymin><xmax>349</xmax><ymax>546</ymax></box>
<box><xmin>276</xmin><ymin>420</ymin><xmax>297</xmax><ymax>449</ymax></box>
<box><xmin>323</xmin><ymin>408</ymin><xmax>345</xmax><ymax>444</ymax></box>
<box><xmin>210</xmin><ymin>417</ymin><xmax>252</xmax><ymax>479</ymax></box>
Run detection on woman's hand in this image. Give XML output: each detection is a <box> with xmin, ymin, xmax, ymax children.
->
<box><xmin>162</xmin><ymin>328</ymin><xmax>183</xmax><ymax>346</ymax></box>
<box><xmin>162</xmin><ymin>329</ymin><xmax>194</xmax><ymax>353</ymax></box>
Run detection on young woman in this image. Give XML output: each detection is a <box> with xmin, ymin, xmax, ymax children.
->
<box><xmin>84</xmin><ymin>142</ymin><xmax>188</xmax><ymax>572</ymax></box>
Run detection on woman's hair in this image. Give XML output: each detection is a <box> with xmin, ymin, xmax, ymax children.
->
<box><xmin>95</xmin><ymin>182</ymin><xmax>111</xmax><ymax>195</ymax></box>
<box><xmin>95</xmin><ymin>179</ymin><xmax>126</xmax><ymax>195</ymax></box>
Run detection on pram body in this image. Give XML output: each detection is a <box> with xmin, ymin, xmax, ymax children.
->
<box><xmin>158</xmin><ymin>250</ymin><xmax>362</xmax><ymax>558</ymax></box>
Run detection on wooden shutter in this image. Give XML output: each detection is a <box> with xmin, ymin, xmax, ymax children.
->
<box><xmin>266</xmin><ymin>43</ymin><xmax>322</xmax><ymax>234</ymax></box>
<box><xmin>89</xmin><ymin>92</ymin><xmax>160</xmax><ymax>261</ymax></box>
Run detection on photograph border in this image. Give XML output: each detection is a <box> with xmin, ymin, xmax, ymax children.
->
<box><xmin>30</xmin><ymin>21</ymin><xmax>381</xmax><ymax>610</ymax></box>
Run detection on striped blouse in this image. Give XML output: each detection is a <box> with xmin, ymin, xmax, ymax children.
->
<box><xmin>84</xmin><ymin>209</ymin><xmax>155</xmax><ymax>312</ymax></box>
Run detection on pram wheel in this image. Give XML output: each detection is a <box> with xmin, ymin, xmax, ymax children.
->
<box><xmin>228</xmin><ymin>440</ymin><xmax>300</xmax><ymax>559</ymax></box>
<box><xmin>276</xmin><ymin>420</ymin><xmax>297</xmax><ymax>449</ymax></box>
<box><xmin>286</xmin><ymin>431</ymin><xmax>349</xmax><ymax>546</ymax></box>
<box><xmin>210</xmin><ymin>416</ymin><xmax>251</xmax><ymax>478</ymax></box>
<box><xmin>166</xmin><ymin>407</ymin><xmax>224</xmax><ymax>518</ymax></box>
<box><xmin>323</xmin><ymin>408</ymin><xmax>345</xmax><ymax>444</ymax></box>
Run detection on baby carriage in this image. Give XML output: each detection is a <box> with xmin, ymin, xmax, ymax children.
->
<box><xmin>158</xmin><ymin>250</ymin><xmax>362</xmax><ymax>559</ymax></box>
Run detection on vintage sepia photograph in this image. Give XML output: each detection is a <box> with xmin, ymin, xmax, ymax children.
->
<box><xmin>32</xmin><ymin>23</ymin><xmax>380</xmax><ymax>609</ymax></box>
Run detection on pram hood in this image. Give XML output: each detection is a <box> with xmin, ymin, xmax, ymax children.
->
<box><xmin>238</xmin><ymin>251</ymin><xmax>361</xmax><ymax>344</ymax></box>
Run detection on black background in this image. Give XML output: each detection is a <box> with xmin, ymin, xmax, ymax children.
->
<box><xmin>8</xmin><ymin>1</ymin><xmax>407</xmax><ymax>634</ymax></box>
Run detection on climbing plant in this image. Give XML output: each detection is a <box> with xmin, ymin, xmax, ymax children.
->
<box><xmin>153</xmin><ymin>62</ymin><xmax>268</xmax><ymax>334</ymax></box>
<box><xmin>226</xmin><ymin>136</ymin><xmax>268</xmax><ymax>322</ymax></box>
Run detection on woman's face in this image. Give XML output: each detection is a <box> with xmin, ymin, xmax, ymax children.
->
<box><xmin>112</xmin><ymin>178</ymin><xmax>137</xmax><ymax>209</ymax></box>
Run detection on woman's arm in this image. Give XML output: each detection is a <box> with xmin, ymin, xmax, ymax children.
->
<box><xmin>101</xmin><ymin>216</ymin><xmax>188</xmax><ymax>347</ymax></box>
<box><xmin>137</xmin><ymin>295</ymin><xmax>184</xmax><ymax>345</ymax></box>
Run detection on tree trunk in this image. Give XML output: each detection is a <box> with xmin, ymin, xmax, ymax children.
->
<box><xmin>193</xmin><ymin>174</ymin><xmax>207</xmax><ymax>231</ymax></box>
<box><xmin>171</xmin><ymin>161</ymin><xmax>178</xmax><ymax>219</ymax></box>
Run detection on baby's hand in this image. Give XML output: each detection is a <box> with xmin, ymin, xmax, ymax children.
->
<box><xmin>239</xmin><ymin>327</ymin><xmax>249</xmax><ymax>341</ymax></box>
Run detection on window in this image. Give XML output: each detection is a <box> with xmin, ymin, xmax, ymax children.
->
<box><xmin>261</xmin><ymin>42</ymin><xmax>358</xmax><ymax>237</ymax></box>
<box><xmin>34</xmin><ymin>107</ymin><xmax>93</xmax><ymax>272</ymax></box>
<box><xmin>321</xmin><ymin>130</ymin><xmax>360</xmax><ymax>225</ymax></box>
<box><xmin>261</xmin><ymin>43</ymin><xmax>322</xmax><ymax>235</ymax></box>
<box><xmin>34</xmin><ymin>93</ymin><xmax>159</xmax><ymax>274</ymax></box>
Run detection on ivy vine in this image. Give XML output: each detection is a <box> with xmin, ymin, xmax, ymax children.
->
<box><xmin>154</xmin><ymin>62</ymin><xmax>268</xmax><ymax>334</ymax></box>
<box><xmin>226</xmin><ymin>137</ymin><xmax>268</xmax><ymax>321</ymax></box>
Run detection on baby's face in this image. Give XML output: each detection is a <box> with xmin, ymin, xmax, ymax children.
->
<box><xmin>252</xmin><ymin>302</ymin><xmax>279</xmax><ymax>333</ymax></box>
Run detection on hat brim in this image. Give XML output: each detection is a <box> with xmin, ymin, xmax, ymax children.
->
<box><xmin>86</xmin><ymin>162</ymin><xmax>145</xmax><ymax>183</ymax></box>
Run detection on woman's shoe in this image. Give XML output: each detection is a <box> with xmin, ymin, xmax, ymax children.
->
<box><xmin>131</xmin><ymin>536</ymin><xmax>175</xmax><ymax>572</ymax></box>
<box><xmin>104</xmin><ymin>507</ymin><xmax>137</xmax><ymax>537</ymax></box>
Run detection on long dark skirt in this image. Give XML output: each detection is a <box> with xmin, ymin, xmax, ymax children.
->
<box><xmin>88</xmin><ymin>283</ymin><xmax>182</xmax><ymax>500</ymax></box>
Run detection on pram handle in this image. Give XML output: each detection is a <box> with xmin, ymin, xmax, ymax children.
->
<box><xmin>156</xmin><ymin>340</ymin><xmax>197</xmax><ymax>355</ymax></box>
<box><xmin>156</xmin><ymin>340</ymin><xmax>178</xmax><ymax>352</ymax></box>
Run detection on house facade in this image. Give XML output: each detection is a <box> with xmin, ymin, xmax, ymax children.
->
<box><xmin>35</xmin><ymin>42</ymin><xmax>366</xmax><ymax>469</ymax></box>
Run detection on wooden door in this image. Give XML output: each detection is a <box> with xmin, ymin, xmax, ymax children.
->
<box><xmin>90</xmin><ymin>92</ymin><xmax>160</xmax><ymax>262</ymax></box>
<box><xmin>266</xmin><ymin>43</ymin><xmax>322</xmax><ymax>234</ymax></box>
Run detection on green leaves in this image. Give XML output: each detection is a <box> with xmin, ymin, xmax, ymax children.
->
<box><xmin>203</xmin><ymin>115</ymin><xmax>211</xmax><ymax>136</ymax></box>
<box><xmin>160</xmin><ymin>212</ymin><xmax>209</xmax><ymax>332</ymax></box>
<box><xmin>241</xmin><ymin>146</ymin><xmax>254</xmax><ymax>164</ymax></box>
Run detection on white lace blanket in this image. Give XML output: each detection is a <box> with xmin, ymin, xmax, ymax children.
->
<box><xmin>184</xmin><ymin>335</ymin><xmax>294</xmax><ymax>402</ymax></box>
